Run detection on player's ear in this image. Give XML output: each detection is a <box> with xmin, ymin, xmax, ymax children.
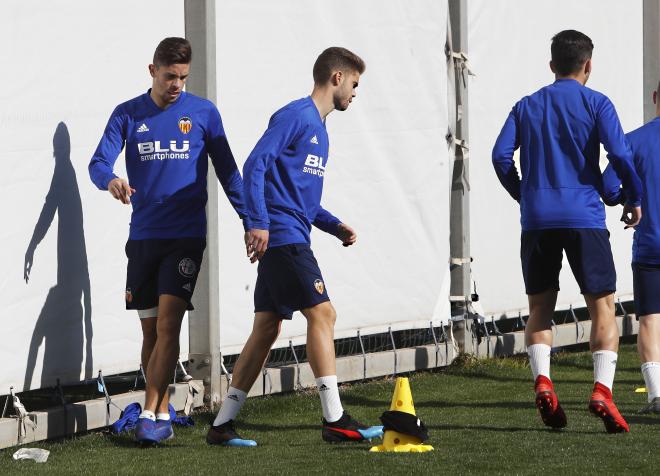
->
<box><xmin>549</xmin><ymin>61</ymin><xmax>556</xmax><ymax>74</ymax></box>
<box><xmin>148</xmin><ymin>64</ymin><xmax>157</xmax><ymax>78</ymax></box>
<box><xmin>584</xmin><ymin>59</ymin><xmax>592</xmax><ymax>76</ymax></box>
<box><xmin>331</xmin><ymin>71</ymin><xmax>343</xmax><ymax>87</ymax></box>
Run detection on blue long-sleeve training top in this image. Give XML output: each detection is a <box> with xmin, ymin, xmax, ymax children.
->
<box><xmin>492</xmin><ymin>78</ymin><xmax>642</xmax><ymax>231</ymax></box>
<box><xmin>603</xmin><ymin>117</ymin><xmax>660</xmax><ymax>264</ymax></box>
<box><xmin>243</xmin><ymin>96</ymin><xmax>341</xmax><ymax>247</ymax></box>
<box><xmin>89</xmin><ymin>90</ymin><xmax>249</xmax><ymax>240</ymax></box>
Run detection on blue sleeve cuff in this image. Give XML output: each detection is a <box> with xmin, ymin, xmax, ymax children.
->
<box><xmin>247</xmin><ymin>219</ymin><xmax>269</xmax><ymax>230</ymax></box>
<box><xmin>101</xmin><ymin>173</ymin><xmax>118</xmax><ymax>191</ymax></box>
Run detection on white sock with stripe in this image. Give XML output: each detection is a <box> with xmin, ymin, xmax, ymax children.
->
<box><xmin>213</xmin><ymin>387</ymin><xmax>247</xmax><ymax>427</ymax></box>
<box><xmin>527</xmin><ymin>344</ymin><xmax>551</xmax><ymax>380</ymax></box>
<box><xmin>139</xmin><ymin>410</ymin><xmax>156</xmax><ymax>421</ymax></box>
<box><xmin>641</xmin><ymin>361</ymin><xmax>660</xmax><ymax>402</ymax></box>
<box><xmin>316</xmin><ymin>375</ymin><xmax>344</xmax><ymax>423</ymax></box>
<box><xmin>593</xmin><ymin>350</ymin><xmax>618</xmax><ymax>390</ymax></box>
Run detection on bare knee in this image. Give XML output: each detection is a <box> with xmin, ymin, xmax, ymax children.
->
<box><xmin>260</xmin><ymin>321</ymin><xmax>281</xmax><ymax>343</ymax></box>
<box><xmin>155</xmin><ymin>318</ymin><xmax>183</xmax><ymax>346</ymax></box>
<box><xmin>252</xmin><ymin>313</ymin><xmax>282</xmax><ymax>344</ymax></box>
<box><xmin>143</xmin><ymin>333</ymin><xmax>157</xmax><ymax>351</ymax></box>
<box><xmin>639</xmin><ymin>315</ymin><xmax>658</xmax><ymax>342</ymax></box>
<box><xmin>155</xmin><ymin>294</ymin><xmax>187</xmax><ymax>342</ymax></box>
<box><xmin>585</xmin><ymin>292</ymin><xmax>615</xmax><ymax>320</ymax></box>
<box><xmin>640</xmin><ymin>315</ymin><xmax>655</xmax><ymax>329</ymax></box>
<box><xmin>326</xmin><ymin>305</ymin><xmax>337</xmax><ymax>326</ymax></box>
<box><xmin>305</xmin><ymin>302</ymin><xmax>337</xmax><ymax>328</ymax></box>
<box><xmin>141</xmin><ymin>317</ymin><xmax>158</xmax><ymax>345</ymax></box>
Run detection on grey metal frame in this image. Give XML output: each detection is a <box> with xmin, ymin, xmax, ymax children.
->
<box><xmin>184</xmin><ymin>0</ymin><xmax>223</xmax><ymax>409</ymax></box>
<box><xmin>644</xmin><ymin>0</ymin><xmax>660</xmax><ymax>122</ymax></box>
<box><xmin>449</xmin><ymin>0</ymin><xmax>471</xmax><ymax>313</ymax></box>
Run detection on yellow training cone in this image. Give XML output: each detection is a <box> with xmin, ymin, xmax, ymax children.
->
<box><xmin>370</xmin><ymin>377</ymin><xmax>433</xmax><ymax>453</ymax></box>
<box><xmin>389</xmin><ymin>376</ymin><xmax>416</xmax><ymax>414</ymax></box>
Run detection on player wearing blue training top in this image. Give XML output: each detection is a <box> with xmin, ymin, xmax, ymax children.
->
<box><xmin>602</xmin><ymin>82</ymin><xmax>660</xmax><ymax>414</ymax></box>
<box><xmin>206</xmin><ymin>47</ymin><xmax>383</xmax><ymax>447</ymax></box>
<box><xmin>89</xmin><ymin>38</ymin><xmax>249</xmax><ymax>445</ymax></box>
<box><xmin>492</xmin><ymin>30</ymin><xmax>642</xmax><ymax>433</ymax></box>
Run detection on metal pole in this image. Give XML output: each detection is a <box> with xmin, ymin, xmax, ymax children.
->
<box><xmin>448</xmin><ymin>0</ymin><xmax>473</xmax><ymax>352</ymax></box>
<box><xmin>184</xmin><ymin>0</ymin><xmax>222</xmax><ymax>409</ymax></box>
<box><xmin>644</xmin><ymin>0</ymin><xmax>660</xmax><ymax>122</ymax></box>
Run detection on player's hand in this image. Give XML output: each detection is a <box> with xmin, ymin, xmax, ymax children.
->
<box><xmin>337</xmin><ymin>223</ymin><xmax>357</xmax><ymax>247</ymax></box>
<box><xmin>621</xmin><ymin>203</ymin><xmax>642</xmax><ymax>229</ymax></box>
<box><xmin>245</xmin><ymin>229</ymin><xmax>269</xmax><ymax>263</ymax></box>
<box><xmin>108</xmin><ymin>178</ymin><xmax>135</xmax><ymax>205</ymax></box>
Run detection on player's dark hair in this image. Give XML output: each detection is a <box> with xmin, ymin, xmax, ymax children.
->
<box><xmin>551</xmin><ymin>30</ymin><xmax>593</xmax><ymax>76</ymax></box>
<box><xmin>313</xmin><ymin>47</ymin><xmax>365</xmax><ymax>84</ymax></box>
<box><xmin>153</xmin><ymin>37</ymin><xmax>192</xmax><ymax>66</ymax></box>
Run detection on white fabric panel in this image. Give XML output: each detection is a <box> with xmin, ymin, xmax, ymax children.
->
<box><xmin>216</xmin><ymin>0</ymin><xmax>450</xmax><ymax>353</ymax></box>
<box><xmin>468</xmin><ymin>0</ymin><xmax>643</xmax><ymax>317</ymax></box>
<box><xmin>0</xmin><ymin>1</ymin><xmax>185</xmax><ymax>392</ymax></box>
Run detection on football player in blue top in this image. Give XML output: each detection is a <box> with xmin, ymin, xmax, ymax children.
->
<box><xmin>492</xmin><ymin>30</ymin><xmax>642</xmax><ymax>433</ymax></box>
<box><xmin>89</xmin><ymin>37</ymin><xmax>250</xmax><ymax>444</ymax></box>
<box><xmin>207</xmin><ymin>47</ymin><xmax>383</xmax><ymax>446</ymax></box>
<box><xmin>601</xmin><ymin>82</ymin><xmax>660</xmax><ymax>415</ymax></box>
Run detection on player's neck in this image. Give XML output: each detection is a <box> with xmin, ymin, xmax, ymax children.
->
<box><xmin>555</xmin><ymin>73</ymin><xmax>588</xmax><ymax>86</ymax></box>
<box><xmin>310</xmin><ymin>87</ymin><xmax>334</xmax><ymax>119</ymax></box>
<box><xmin>150</xmin><ymin>89</ymin><xmax>172</xmax><ymax>110</ymax></box>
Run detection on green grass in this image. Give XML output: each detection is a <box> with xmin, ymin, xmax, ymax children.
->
<box><xmin>2</xmin><ymin>343</ymin><xmax>660</xmax><ymax>475</ymax></box>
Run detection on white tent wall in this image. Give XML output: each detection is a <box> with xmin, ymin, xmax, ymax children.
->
<box><xmin>0</xmin><ymin>1</ymin><xmax>186</xmax><ymax>393</ymax></box>
<box><xmin>215</xmin><ymin>0</ymin><xmax>451</xmax><ymax>354</ymax></box>
<box><xmin>468</xmin><ymin>0</ymin><xmax>643</xmax><ymax>318</ymax></box>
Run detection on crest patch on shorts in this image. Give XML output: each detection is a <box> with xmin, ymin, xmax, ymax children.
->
<box><xmin>178</xmin><ymin>258</ymin><xmax>197</xmax><ymax>278</ymax></box>
<box><xmin>314</xmin><ymin>279</ymin><xmax>324</xmax><ymax>295</ymax></box>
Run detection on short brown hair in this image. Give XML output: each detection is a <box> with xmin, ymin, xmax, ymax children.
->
<box><xmin>153</xmin><ymin>37</ymin><xmax>192</xmax><ymax>66</ymax></box>
<box><xmin>313</xmin><ymin>47</ymin><xmax>365</xmax><ymax>84</ymax></box>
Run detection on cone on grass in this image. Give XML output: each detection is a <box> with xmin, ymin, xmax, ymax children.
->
<box><xmin>370</xmin><ymin>377</ymin><xmax>433</xmax><ymax>453</ymax></box>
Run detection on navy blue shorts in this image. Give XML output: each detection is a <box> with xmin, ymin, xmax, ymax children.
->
<box><xmin>125</xmin><ymin>238</ymin><xmax>205</xmax><ymax>311</ymax></box>
<box><xmin>520</xmin><ymin>229</ymin><xmax>616</xmax><ymax>295</ymax></box>
<box><xmin>632</xmin><ymin>262</ymin><xmax>660</xmax><ymax>316</ymax></box>
<box><xmin>254</xmin><ymin>244</ymin><xmax>330</xmax><ymax>319</ymax></box>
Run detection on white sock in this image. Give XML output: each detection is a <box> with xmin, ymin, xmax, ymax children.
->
<box><xmin>527</xmin><ymin>344</ymin><xmax>551</xmax><ymax>381</ymax></box>
<box><xmin>316</xmin><ymin>375</ymin><xmax>344</xmax><ymax>422</ymax></box>
<box><xmin>641</xmin><ymin>362</ymin><xmax>660</xmax><ymax>402</ymax></box>
<box><xmin>139</xmin><ymin>410</ymin><xmax>156</xmax><ymax>421</ymax></box>
<box><xmin>213</xmin><ymin>387</ymin><xmax>247</xmax><ymax>426</ymax></box>
<box><xmin>156</xmin><ymin>412</ymin><xmax>170</xmax><ymax>421</ymax></box>
<box><xmin>593</xmin><ymin>350</ymin><xmax>618</xmax><ymax>391</ymax></box>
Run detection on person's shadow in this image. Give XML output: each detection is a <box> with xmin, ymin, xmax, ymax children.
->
<box><xmin>23</xmin><ymin>122</ymin><xmax>93</xmax><ymax>391</ymax></box>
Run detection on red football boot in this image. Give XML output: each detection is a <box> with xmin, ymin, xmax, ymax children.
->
<box><xmin>534</xmin><ymin>375</ymin><xmax>567</xmax><ymax>429</ymax></box>
<box><xmin>589</xmin><ymin>382</ymin><xmax>629</xmax><ymax>433</ymax></box>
